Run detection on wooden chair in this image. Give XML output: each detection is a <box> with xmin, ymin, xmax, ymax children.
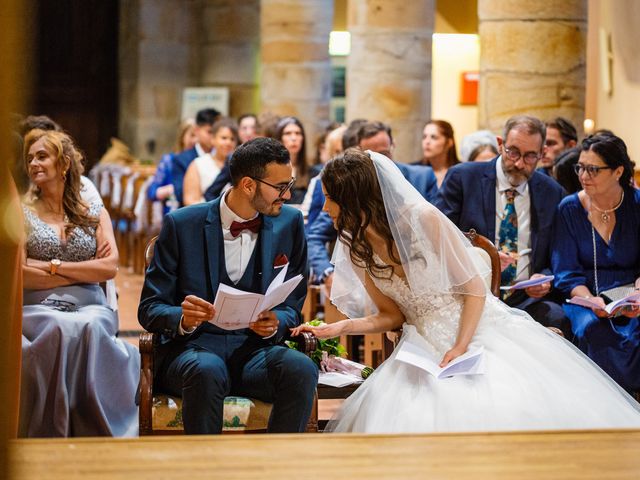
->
<box><xmin>138</xmin><ymin>236</ymin><xmax>319</xmax><ymax>434</ymax></box>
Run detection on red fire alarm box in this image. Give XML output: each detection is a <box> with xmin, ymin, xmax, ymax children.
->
<box><xmin>460</xmin><ymin>71</ymin><xmax>479</xmax><ymax>105</ymax></box>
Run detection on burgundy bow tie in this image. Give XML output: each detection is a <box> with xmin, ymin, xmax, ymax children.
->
<box><xmin>229</xmin><ymin>217</ymin><xmax>262</xmax><ymax>237</ymax></box>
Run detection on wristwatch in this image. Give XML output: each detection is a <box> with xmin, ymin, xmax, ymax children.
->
<box><xmin>50</xmin><ymin>258</ymin><xmax>61</xmax><ymax>275</ymax></box>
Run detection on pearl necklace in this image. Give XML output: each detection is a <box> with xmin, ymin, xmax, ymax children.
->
<box><xmin>590</xmin><ymin>190</ymin><xmax>624</xmax><ymax>224</ymax></box>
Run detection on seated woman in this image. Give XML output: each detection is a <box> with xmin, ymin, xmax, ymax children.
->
<box><xmin>147</xmin><ymin>119</ymin><xmax>197</xmax><ymax>213</ymax></box>
<box><xmin>20</xmin><ymin>129</ymin><xmax>139</xmax><ymax>437</ymax></box>
<box><xmin>182</xmin><ymin>118</ymin><xmax>238</xmax><ymax>206</ymax></box>
<box><xmin>276</xmin><ymin>116</ymin><xmax>314</xmax><ymax>205</ymax></box>
<box><xmin>414</xmin><ymin>120</ymin><xmax>460</xmax><ymax>188</ymax></box>
<box><xmin>552</xmin><ymin>134</ymin><xmax>640</xmax><ymax>393</ymax></box>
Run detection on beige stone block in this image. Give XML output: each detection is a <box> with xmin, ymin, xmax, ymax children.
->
<box><xmin>480</xmin><ymin>21</ymin><xmax>586</xmax><ymax>74</ymax></box>
<box><xmin>227</xmin><ymin>85</ymin><xmax>259</xmax><ymax>118</ymax></box>
<box><xmin>138</xmin><ymin>42</ymin><xmax>192</xmax><ymax>81</ymax></box>
<box><xmin>261</xmin><ymin>64</ymin><xmax>332</xmax><ymax>102</ymax></box>
<box><xmin>478</xmin><ymin>0</ymin><xmax>587</xmax><ymax>21</ymax></box>
<box><xmin>262</xmin><ymin>41</ymin><xmax>329</xmax><ymax>63</ymax></box>
<box><xmin>140</xmin><ymin>0</ymin><xmax>197</xmax><ymax>43</ymax></box>
<box><xmin>347</xmin><ymin>75</ymin><xmax>429</xmax><ymax>121</ymax></box>
<box><xmin>479</xmin><ymin>72</ymin><xmax>585</xmax><ymax>131</ymax></box>
<box><xmin>348</xmin><ymin>0</ymin><xmax>435</xmax><ymax>30</ymax></box>
<box><xmin>202</xmin><ymin>1</ymin><xmax>259</xmax><ymax>43</ymax></box>
<box><xmin>348</xmin><ymin>32</ymin><xmax>431</xmax><ymax>78</ymax></box>
<box><xmin>261</xmin><ymin>0</ymin><xmax>333</xmax><ymax>39</ymax></box>
<box><xmin>201</xmin><ymin>43</ymin><xmax>258</xmax><ymax>85</ymax></box>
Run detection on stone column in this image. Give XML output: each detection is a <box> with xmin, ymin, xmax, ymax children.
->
<box><xmin>119</xmin><ymin>0</ymin><xmax>199</xmax><ymax>159</ymax></box>
<box><xmin>478</xmin><ymin>0</ymin><xmax>587</xmax><ymax>135</ymax></box>
<box><xmin>200</xmin><ymin>0</ymin><xmax>260</xmax><ymax>117</ymax></box>
<box><xmin>260</xmin><ymin>0</ymin><xmax>334</xmax><ymax>159</ymax></box>
<box><xmin>347</xmin><ymin>0</ymin><xmax>435</xmax><ymax>163</ymax></box>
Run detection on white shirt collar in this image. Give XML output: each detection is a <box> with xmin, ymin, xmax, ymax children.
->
<box><xmin>195</xmin><ymin>143</ymin><xmax>206</xmax><ymax>157</ymax></box>
<box><xmin>496</xmin><ymin>156</ymin><xmax>528</xmax><ymax>196</ymax></box>
<box><xmin>219</xmin><ymin>191</ymin><xmax>259</xmax><ymax>230</ymax></box>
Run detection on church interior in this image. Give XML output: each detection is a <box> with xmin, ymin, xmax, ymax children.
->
<box><xmin>2</xmin><ymin>0</ymin><xmax>640</xmax><ymax>478</ymax></box>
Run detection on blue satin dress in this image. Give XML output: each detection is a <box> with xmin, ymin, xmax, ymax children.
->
<box><xmin>551</xmin><ymin>189</ymin><xmax>640</xmax><ymax>392</ymax></box>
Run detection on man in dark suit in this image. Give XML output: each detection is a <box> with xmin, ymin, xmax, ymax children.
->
<box><xmin>139</xmin><ymin>137</ymin><xmax>318</xmax><ymax>434</ymax></box>
<box><xmin>307</xmin><ymin>121</ymin><xmax>438</xmax><ymax>289</ymax></box>
<box><xmin>171</xmin><ymin>108</ymin><xmax>220</xmax><ymax>206</ymax></box>
<box><xmin>435</xmin><ymin>115</ymin><xmax>568</xmax><ymax>334</ymax></box>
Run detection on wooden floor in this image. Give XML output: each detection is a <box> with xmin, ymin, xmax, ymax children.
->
<box><xmin>10</xmin><ymin>429</ymin><xmax>640</xmax><ymax>479</ymax></box>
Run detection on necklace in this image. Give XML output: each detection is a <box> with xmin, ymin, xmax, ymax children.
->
<box><xmin>590</xmin><ymin>190</ymin><xmax>624</xmax><ymax>224</ymax></box>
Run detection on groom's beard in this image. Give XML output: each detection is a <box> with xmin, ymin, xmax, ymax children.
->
<box><xmin>250</xmin><ymin>185</ymin><xmax>284</xmax><ymax>217</ymax></box>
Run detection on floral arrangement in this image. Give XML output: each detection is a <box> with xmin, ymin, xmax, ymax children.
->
<box><xmin>288</xmin><ymin>319</ymin><xmax>373</xmax><ymax>379</ymax></box>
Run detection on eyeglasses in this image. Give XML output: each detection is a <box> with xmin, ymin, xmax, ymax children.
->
<box><xmin>573</xmin><ymin>163</ymin><xmax>613</xmax><ymax>178</ymax></box>
<box><xmin>251</xmin><ymin>176</ymin><xmax>296</xmax><ymax>198</ymax></box>
<box><xmin>502</xmin><ymin>145</ymin><xmax>542</xmax><ymax>164</ymax></box>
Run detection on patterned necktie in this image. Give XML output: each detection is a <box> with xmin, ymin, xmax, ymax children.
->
<box><xmin>499</xmin><ymin>188</ymin><xmax>518</xmax><ymax>289</ymax></box>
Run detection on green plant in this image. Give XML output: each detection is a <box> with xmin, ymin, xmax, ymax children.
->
<box><xmin>287</xmin><ymin>319</ymin><xmax>347</xmax><ymax>367</ymax></box>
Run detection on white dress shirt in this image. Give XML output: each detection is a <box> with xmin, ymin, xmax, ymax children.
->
<box><xmin>494</xmin><ymin>156</ymin><xmax>532</xmax><ymax>281</ymax></box>
<box><xmin>179</xmin><ymin>192</ymin><xmax>270</xmax><ymax>336</ymax></box>
<box><xmin>219</xmin><ymin>191</ymin><xmax>260</xmax><ymax>284</ymax></box>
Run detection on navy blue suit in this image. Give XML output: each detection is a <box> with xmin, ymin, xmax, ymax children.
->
<box><xmin>171</xmin><ymin>147</ymin><xmax>200</xmax><ymax>206</ymax></box>
<box><xmin>306</xmin><ymin>162</ymin><xmax>438</xmax><ymax>281</ymax></box>
<box><xmin>138</xmin><ymin>198</ymin><xmax>317</xmax><ymax>433</ymax></box>
<box><xmin>435</xmin><ymin>157</ymin><xmax>568</xmax><ymax>332</ymax></box>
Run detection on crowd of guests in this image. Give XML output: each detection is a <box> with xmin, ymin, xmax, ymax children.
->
<box><xmin>10</xmin><ymin>107</ymin><xmax>640</xmax><ymax>439</ymax></box>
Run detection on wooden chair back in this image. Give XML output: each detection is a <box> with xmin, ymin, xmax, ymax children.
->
<box><xmin>463</xmin><ymin>229</ymin><xmax>501</xmax><ymax>297</ymax></box>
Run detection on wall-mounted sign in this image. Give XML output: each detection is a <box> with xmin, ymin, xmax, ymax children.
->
<box><xmin>460</xmin><ymin>71</ymin><xmax>479</xmax><ymax>105</ymax></box>
<box><xmin>181</xmin><ymin>87</ymin><xmax>229</xmax><ymax>120</ymax></box>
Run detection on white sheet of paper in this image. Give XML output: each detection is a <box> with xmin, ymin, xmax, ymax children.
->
<box><xmin>395</xmin><ymin>340</ymin><xmax>485</xmax><ymax>379</ymax></box>
<box><xmin>567</xmin><ymin>291</ymin><xmax>640</xmax><ymax>315</ymax></box>
<box><xmin>318</xmin><ymin>371</ymin><xmax>364</xmax><ymax>388</ymax></box>
<box><xmin>211</xmin><ymin>263</ymin><xmax>303</xmax><ymax>330</ymax></box>
<box><xmin>500</xmin><ymin>275</ymin><xmax>554</xmax><ymax>291</ymax></box>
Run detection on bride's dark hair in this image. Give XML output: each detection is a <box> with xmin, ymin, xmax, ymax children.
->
<box><xmin>321</xmin><ymin>148</ymin><xmax>401</xmax><ymax>279</ymax></box>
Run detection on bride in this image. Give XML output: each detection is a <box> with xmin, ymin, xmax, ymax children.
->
<box><xmin>292</xmin><ymin>148</ymin><xmax>640</xmax><ymax>433</ymax></box>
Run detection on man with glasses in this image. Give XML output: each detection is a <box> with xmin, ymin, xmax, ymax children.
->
<box><xmin>139</xmin><ymin>137</ymin><xmax>317</xmax><ymax>435</ymax></box>
<box><xmin>435</xmin><ymin>115</ymin><xmax>569</xmax><ymax>335</ymax></box>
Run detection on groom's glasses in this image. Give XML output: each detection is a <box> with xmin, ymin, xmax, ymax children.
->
<box><xmin>251</xmin><ymin>177</ymin><xmax>296</xmax><ymax>199</ymax></box>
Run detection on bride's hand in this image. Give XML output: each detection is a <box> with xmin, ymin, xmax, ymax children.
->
<box><xmin>440</xmin><ymin>345</ymin><xmax>468</xmax><ymax>367</ymax></box>
<box><xmin>290</xmin><ymin>321</ymin><xmax>345</xmax><ymax>340</ymax></box>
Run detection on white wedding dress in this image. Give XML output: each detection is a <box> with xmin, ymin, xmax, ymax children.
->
<box><xmin>325</xmin><ymin>151</ymin><xmax>640</xmax><ymax>434</ymax></box>
<box><xmin>326</xmin><ymin>269</ymin><xmax>640</xmax><ymax>433</ymax></box>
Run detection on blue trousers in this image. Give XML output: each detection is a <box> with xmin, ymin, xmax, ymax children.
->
<box><xmin>157</xmin><ymin>341</ymin><xmax>318</xmax><ymax>434</ymax></box>
<box><xmin>564</xmin><ymin>304</ymin><xmax>640</xmax><ymax>392</ymax></box>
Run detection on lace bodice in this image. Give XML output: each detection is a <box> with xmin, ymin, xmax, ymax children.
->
<box><xmin>370</xmin><ymin>271</ymin><xmax>463</xmax><ymax>356</ymax></box>
<box><xmin>23</xmin><ymin>202</ymin><xmax>102</xmax><ymax>262</ymax></box>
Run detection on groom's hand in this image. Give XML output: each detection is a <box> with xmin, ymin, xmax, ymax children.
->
<box><xmin>250</xmin><ymin>311</ymin><xmax>279</xmax><ymax>337</ymax></box>
<box><xmin>181</xmin><ymin>295</ymin><xmax>215</xmax><ymax>330</ymax></box>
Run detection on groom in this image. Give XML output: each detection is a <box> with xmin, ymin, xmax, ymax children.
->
<box><xmin>138</xmin><ymin>137</ymin><xmax>318</xmax><ymax>434</ymax></box>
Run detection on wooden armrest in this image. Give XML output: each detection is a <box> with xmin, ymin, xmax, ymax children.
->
<box><xmin>139</xmin><ymin>331</ymin><xmax>155</xmax><ymax>435</ymax></box>
<box><xmin>290</xmin><ymin>331</ymin><xmax>318</xmax><ymax>356</ymax></box>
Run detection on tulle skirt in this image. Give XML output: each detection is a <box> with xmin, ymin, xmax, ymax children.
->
<box><xmin>327</xmin><ymin>302</ymin><xmax>640</xmax><ymax>433</ymax></box>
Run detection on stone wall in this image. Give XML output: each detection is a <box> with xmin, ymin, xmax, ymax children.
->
<box><xmin>478</xmin><ymin>0</ymin><xmax>587</xmax><ymax>135</ymax></box>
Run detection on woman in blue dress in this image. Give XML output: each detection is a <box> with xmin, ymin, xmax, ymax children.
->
<box><xmin>552</xmin><ymin>133</ymin><xmax>640</xmax><ymax>392</ymax></box>
<box><xmin>20</xmin><ymin>129</ymin><xmax>139</xmax><ymax>437</ymax></box>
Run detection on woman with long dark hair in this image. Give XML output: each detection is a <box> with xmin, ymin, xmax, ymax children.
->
<box><xmin>415</xmin><ymin>120</ymin><xmax>460</xmax><ymax>188</ymax></box>
<box><xmin>292</xmin><ymin>148</ymin><xmax>640</xmax><ymax>433</ymax></box>
<box><xmin>552</xmin><ymin>134</ymin><xmax>640</xmax><ymax>392</ymax></box>
<box><xmin>276</xmin><ymin>116</ymin><xmax>311</xmax><ymax>205</ymax></box>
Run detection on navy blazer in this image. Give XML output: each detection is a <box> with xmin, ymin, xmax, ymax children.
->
<box><xmin>171</xmin><ymin>147</ymin><xmax>200</xmax><ymax>205</ymax></box>
<box><xmin>434</xmin><ymin>157</ymin><xmax>565</xmax><ymax>275</ymax></box>
<box><xmin>138</xmin><ymin>198</ymin><xmax>309</xmax><ymax>354</ymax></box>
